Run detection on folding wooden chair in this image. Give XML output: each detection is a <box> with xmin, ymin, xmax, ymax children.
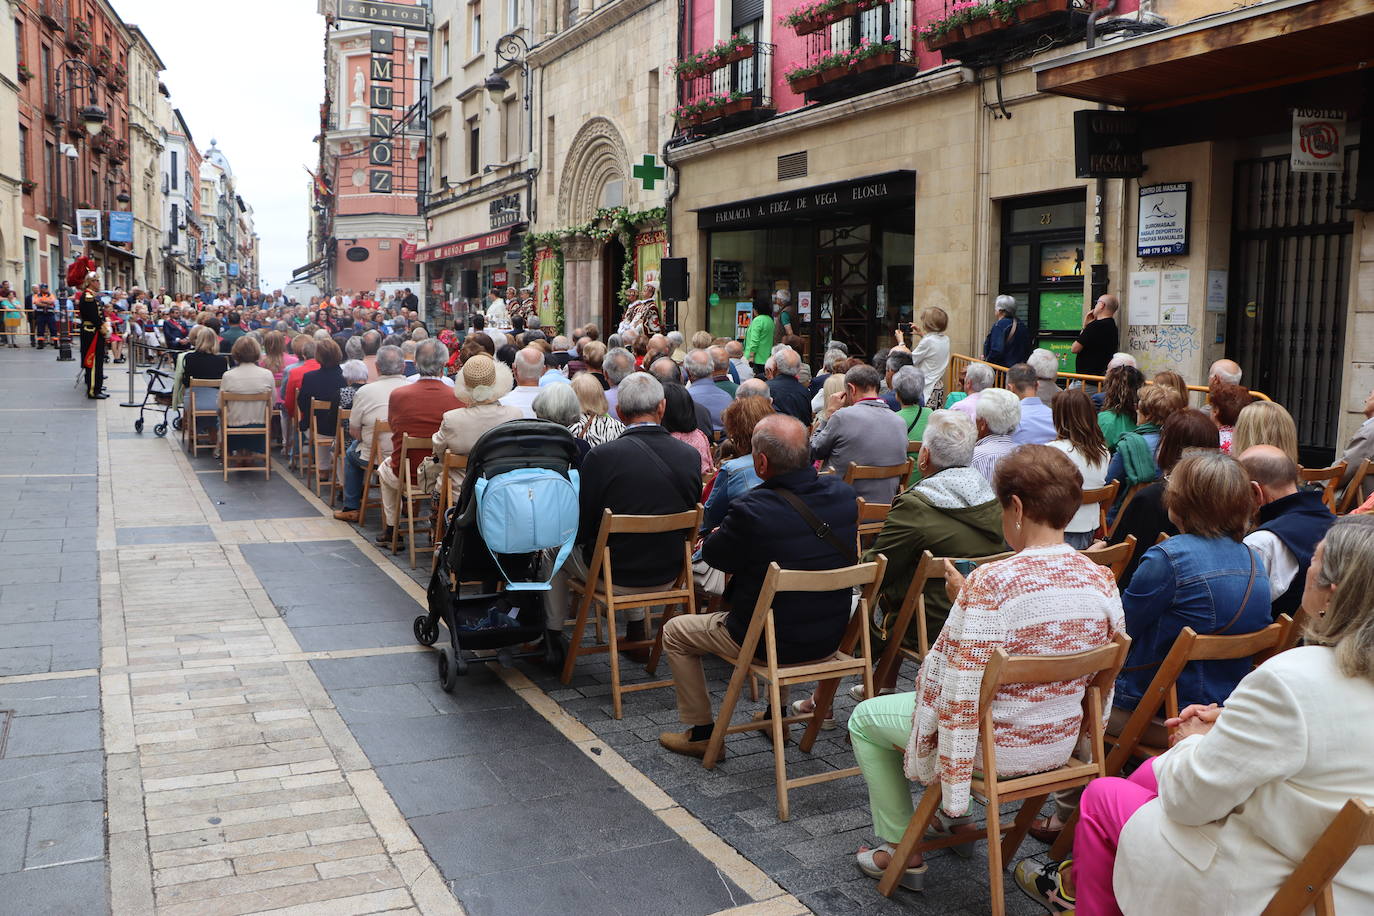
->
<box><xmin>844</xmin><ymin>459</ymin><xmax>915</xmax><ymax>500</ymax></box>
<box><xmin>855</xmin><ymin>497</ymin><xmax>891</xmax><ymax>554</ymax></box>
<box><xmin>1081</xmin><ymin>534</ymin><xmax>1136</xmax><ymax>583</ymax></box>
<box><xmin>868</xmin><ymin>549</ymin><xmax>1013</xmax><ymax>693</ymax></box>
<box><xmin>357</xmin><ymin>420</ymin><xmax>390</xmax><ymax>526</ymax></box>
<box><xmin>1049</xmin><ymin>620</ymin><xmax>1289</xmax><ymax>861</ymax></box>
<box><xmin>1299</xmin><ymin>461</ymin><xmax>1347</xmax><ymax>512</ymax></box>
<box><xmin>433</xmin><ymin>451</ymin><xmax>468</xmax><ymax>567</ymax></box>
<box><xmin>1264</xmin><ymin>798</ymin><xmax>1374</xmax><ymax>915</ymax></box>
<box><xmin>559</xmin><ymin>506</ymin><xmax>702</xmax><ymax>719</ymax></box>
<box><xmin>1081</xmin><ymin>480</ymin><xmax>1119</xmax><ymax>537</ymax></box>
<box><xmin>308</xmin><ymin>398</ymin><xmax>337</xmax><ymax>498</ymax></box>
<box><xmin>328</xmin><ymin>407</ymin><xmax>351</xmax><ymax>507</ymax></box>
<box><xmin>878</xmin><ymin>632</ymin><xmax>1132</xmax><ymax>915</ymax></box>
<box><xmin>905</xmin><ymin>442</ymin><xmax>922</xmax><ymax>487</ymax></box>
<box><xmin>1338</xmin><ymin>458</ymin><xmax>1374</xmax><ymax>514</ymax></box>
<box><xmin>392</xmin><ymin>435</ymin><xmax>437</xmax><ymax>569</ymax></box>
<box><xmin>1106</xmin><ymin>481</ymin><xmax>1148</xmax><ymax>539</ymax></box>
<box><xmin>701</xmin><ymin>558</ymin><xmax>888</xmax><ymax>821</ymax></box>
<box><xmin>218</xmin><ymin>391</ymin><xmax>272</xmax><ymax>481</ymax></box>
<box><xmin>184</xmin><ymin>378</ymin><xmax>220</xmax><ymax>457</ymax></box>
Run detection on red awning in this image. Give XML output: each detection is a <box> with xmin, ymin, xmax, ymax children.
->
<box><xmin>413</xmin><ymin>228</ymin><xmax>513</xmax><ymax>264</ymax></box>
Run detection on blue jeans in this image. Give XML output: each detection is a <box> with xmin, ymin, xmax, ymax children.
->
<box><xmin>343</xmin><ymin>439</ymin><xmax>367</xmax><ymax>511</ymax></box>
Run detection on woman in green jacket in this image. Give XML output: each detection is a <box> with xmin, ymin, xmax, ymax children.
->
<box><xmin>742</xmin><ymin>299</ymin><xmax>774</xmax><ymax>375</ymax></box>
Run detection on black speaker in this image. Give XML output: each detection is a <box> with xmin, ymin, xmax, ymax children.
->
<box><xmin>461</xmin><ymin>269</ymin><xmax>478</xmax><ymax>299</ymax></box>
<box><xmin>659</xmin><ymin>258</ymin><xmax>689</xmax><ymax>300</ymax></box>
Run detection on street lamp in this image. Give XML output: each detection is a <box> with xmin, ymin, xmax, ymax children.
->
<box><xmin>53</xmin><ymin>58</ymin><xmax>106</xmax><ymax>362</ymax></box>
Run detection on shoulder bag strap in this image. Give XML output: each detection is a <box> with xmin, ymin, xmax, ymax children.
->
<box><xmin>625</xmin><ymin>432</ymin><xmax>699</xmax><ymax>508</ymax></box>
<box><xmin>906</xmin><ymin>406</ymin><xmax>925</xmax><ymax>435</ymax></box>
<box><xmin>773</xmin><ymin>487</ymin><xmax>856</xmax><ymax>567</ymax></box>
<box><xmin>1216</xmin><ymin>547</ymin><xmax>1259</xmax><ymax>635</ymax></box>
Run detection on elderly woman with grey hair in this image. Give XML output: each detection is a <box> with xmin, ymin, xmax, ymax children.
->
<box><xmin>337</xmin><ymin>358</ymin><xmax>369</xmax><ymax>418</ymax></box>
<box><xmin>534</xmin><ymin>383</ymin><xmax>591</xmax><ymax>465</ymax></box>
<box><xmin>893</xmin><ymin>366</ymin><xmax>929</xmax><ymax>470</ymax></box>
<box><xmin>983</xmin><ymin>293</ymin><xmax>1031</xmax><ymax>367</ymax></box>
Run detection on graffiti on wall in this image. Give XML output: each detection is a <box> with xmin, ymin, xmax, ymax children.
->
<box><xmin>1127</xmin><ymin>324</ymin><xmax>1201</xmax><ymax>377</ymax></box>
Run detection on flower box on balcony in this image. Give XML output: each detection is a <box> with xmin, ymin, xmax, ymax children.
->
<box><xmin>66</xmin><ymin>34</ymin><xmax>90</xmax><ymax>53</ymax></box>
<box><xmin>17</xmin><ymin>64</ymin><xmax>33</xmax><ymax>82</ymax></box>
<box><xmin>787</xmin><ymin>71</ymin><xmax>823</xmax><ymax>92</ymax></box>
<box><xmin>1016</xmin><ymin>0</ymin><xmax>1073</xmax><ymax>21</ymax></box>
<box><xmin>921</xmin><ymin>27</ymin><xmax>963</xmax><ymax>51</ymax></box>
<box><xmin>21</xmin><ymin>180</ymin><xmax>36</xmax><ymax>194</ymax></box>
<box><xmin>962</xmin><ymin>15</ymin><xmax>998</xmax><ymax>37</ymax></box>
<box><xmin>722</xmin><ymin>96</ymin><xmax>755</xmax><ymax>116</ymax></box>
<box><xmin>674</xmin><ymin>37</ymin><xmax>756</xmax><ymax>81</ymax></box>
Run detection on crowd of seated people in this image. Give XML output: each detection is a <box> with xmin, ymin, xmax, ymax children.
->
<box><xmin>158</xmin><ymin>299</ymin><xmax>1374</xmax><ymax>914</ymax></box>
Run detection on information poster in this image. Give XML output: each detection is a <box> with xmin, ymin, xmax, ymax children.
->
<box><xmin>75</xmin><ymin>209</ymin><xmax>102</xmax><ymax>241</ymax></box>
<box><xmin>1041</xmin><ymin>339</ymin><xmax>1077</xmax><ymax>373</ymax></box>
<box><xmin>797</xmin><ymin>291</ymin><xmax>812</xmax><ymax>322</ymax></box>
<box><xmin>1160</xmin><ymin>269</ymin><xmax>1189</xmax><ymax>305</ymax></box>
<box><xmin>1040</xmin><ymin>242</ymin><xmax>1085</xmax><ymax>280</ymax></box>
<box><xmin>1207</xmin><ymin>270</ymin><xmax>1228</xmax><ymax>313</ymax></box>
<box><xmin>1039</xmin><ymin>290</ymin><xmax>1084</xmax><ymax>331</ymax></box>
<box><xmin>735</xmin><ymin>302</ymin><xmax>752</xmax><ymax>338</ymax></box>
<box><xmin>1137</xmin><ymin>183</ymin><xmax>1190</xmax><ymax>257</ymax></box>
<box><xmin>1291</xmin><ymin>107</ymin><xmax>1344</xmax><ymax>173</ymax></box>
<box><xmin>1128</xmin><ymin>271</ymin><xmax>1161</xmax><ymax>325</ymax></box>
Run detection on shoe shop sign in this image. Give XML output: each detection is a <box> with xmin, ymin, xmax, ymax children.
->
<box><xmin>1291</xmin><ymin>107</ymin><xmax>1344</xmax><ymax>174</ymax></box>
<box><xmin>337</xmin><ymin>0</ymin><xmax>428</xmax><ymax>29</ymax></box>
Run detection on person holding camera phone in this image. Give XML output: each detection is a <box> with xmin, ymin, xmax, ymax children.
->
<box><xmin>895</xmin><ymin>307</ymin><xmax>951</xmax><ymax>409</ymax></box>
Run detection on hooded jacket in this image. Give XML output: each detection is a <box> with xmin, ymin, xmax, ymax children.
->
<box><xmin>862</xmin><ymin>466</ymin><xmax>1005</xmax><ymax>650</ymax></box>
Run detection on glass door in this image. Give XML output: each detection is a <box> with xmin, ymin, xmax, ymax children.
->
<box><xmin>999</xmin><ymin>193</ymin><xmax>1087</xmax><ymax>371</ymax></box>
<box><xmin>814</xmin><ymin>223</ymin><xmax>872</xmax><ymax>359</ymax></box>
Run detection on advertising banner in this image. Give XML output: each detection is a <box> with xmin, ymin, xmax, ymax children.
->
<box><xmin>534</xmin><ymin>247</ymin><xmax>560</xmax><ymax>328</ymax></box>
<box><xmin>107</xmin><ymin>211</ymin><xmax>133</xmax><ymax>243</ymax></box>
<box><xmin>1291</xmin><ymin>108</ymin><xmax>1344</xmax><ymax>173</ymax></box>
<box><xmin>75</xmin><ymin>209</ymin><xmax>102</xmax><ymax>241</ymax></box>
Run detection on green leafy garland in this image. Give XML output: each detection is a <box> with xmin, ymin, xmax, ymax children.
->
<box><xmin>521</xmin><ymin>205</ymin><xmax>667</xmax><ymax>330</ymax></box>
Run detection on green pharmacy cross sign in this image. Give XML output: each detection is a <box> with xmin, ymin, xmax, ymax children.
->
<box><xmin>633</xmin><ymin>154</ymin><xmax>666</xmax><ymax>191</ymax></box>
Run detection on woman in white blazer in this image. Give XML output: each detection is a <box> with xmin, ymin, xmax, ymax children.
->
<box><xmin>1016</xmin><ymin>514</ymin><xmax>1374</xmax><ymax>916</ymax></box>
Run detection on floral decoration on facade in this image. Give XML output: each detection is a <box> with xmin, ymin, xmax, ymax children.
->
<box><xmin>672</xmin><ymin>34</ymin><xmax>755</xmax><ymax>80</ymax></box>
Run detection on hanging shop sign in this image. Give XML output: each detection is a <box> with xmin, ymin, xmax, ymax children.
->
<box><xmin>488</xmin><ymin>192</ymin><xmax>522</xmax><ymax>229</ymax></box>
<box><xmin>1073</xmin><ymin>110</ymin><xmax>1143</xmax><ymax>179</ymax></box>
<box><xmin>75</xmin><ymin>209</ymin><xmax>102</xmax><ymax>241</ymax></box>
<box><xmin>107</xmin><ymin>211</ymin><xmax>134</xmax><ymax>243</ymax></box>
<box><xmin>337</xmin><ymin>0</ymin><xmax>427</xmax><ymax>29</ymax></box>
<box><xmin>414</xmin><ymin>228</ymin><xmax>514</xmax><ymax>263</ymax></box>
<box><xmin>1291</xmin><ymin>107</ymin><xmax>1345</xmax><ymax>174</ymax></box>
<box><xmin>1136</xmin><ymin>182</ymin><xmax>1190</xmax><ymax>258</ymax></box>
<box><xmin>695</xmin><ymin>171</ymin><xmax>915</xmax><ymax>230</ymax></box>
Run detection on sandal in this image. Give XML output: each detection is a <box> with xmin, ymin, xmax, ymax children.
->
<box><xmin>924</xmin><ymin>811</ymin><xmax>977</xmax><ymax>859</ymax></box>
<box><xmin>856</xmin><ymin>843</ymin><xmax>925</xmax><ymax>891</ymax></box>
<box><xmin>1029</xmin><ymin>814</ymin><xmax>1065</xmax><ymax>845</ymax></box>
<box><xmin>790</xmin><ymin>697</ymin><xmax>836</xmax><ymax>730</ymax></box>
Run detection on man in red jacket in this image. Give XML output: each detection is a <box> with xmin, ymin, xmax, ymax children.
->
<box><xmin>376</xmin><ymin>338</ymin><xmax>458</xmax><ymax>546</ymax></box>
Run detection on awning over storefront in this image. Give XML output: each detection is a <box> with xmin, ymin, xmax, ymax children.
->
<box><xmin>1034</xmin><ymin>0</ymin><xmax>1374</xmax><ymax>110</ymax></box>
<box><xmin>413</xmin><ymin>227</ymin><xmax>515</xmax><ymax>264</ymax></box>
<box><xmin>292</xmin><ymin>257</ymin><xmax>325</xmax><ymax>279</ymax></box>
<box><xmin>94</xmin><ymin>241</ymin><xmax>138</xmax><ymax>261</ymax></box>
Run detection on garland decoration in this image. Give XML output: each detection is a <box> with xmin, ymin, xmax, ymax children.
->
<box><xmin>521</xmin><ymin>205</ymin><xmax>668</xmax><ymax>330</ymax></box>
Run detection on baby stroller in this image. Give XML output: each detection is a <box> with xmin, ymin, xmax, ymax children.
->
<box><xmin>414</xmin><ymin>419</ymin><xmax>581</xmax><ymax>691</ymax></box>
<box><xmin>133</xmin><ymin>365</ymin><xmax>181</xmax><ymax>437</ymax></box>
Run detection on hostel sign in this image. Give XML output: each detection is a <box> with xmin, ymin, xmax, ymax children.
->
<box><xmin>1291</xmin><ymin>107</ymin><xmax>1344</xmax><ymax>174</ymax></box>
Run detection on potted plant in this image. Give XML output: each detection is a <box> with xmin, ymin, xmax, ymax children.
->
<box><xmin>722</xmin><ymin>91</ymin><xmax>754</xmax><ymax>116</ymax></box>
<box><xmin>781</xmin><ymin>0</ymin><xmax>847</xmax><ymax>36</ymax></box>
<box><xmin>1016</xmin><ymin>0</ymin><xmax>1073</xmax><ymax>21</ymax></box>
<box><xmin>17</xmin><ymin>63</ymin><xmax>33</xmax><ymax>82</ymax></box>
<box><xmin>21</xmin><ymin>179</ymin><xmax>36</xmax><ymax>194</ymax></box>
<box><xmin>853</xmin><ymin>36</ymin><xmax>899</xmax><ymax>72</ymax></box>
<box><xmin>784</xmin><ymin>62</ymin><xmax>823</xmax><ymax>92</ymax></box>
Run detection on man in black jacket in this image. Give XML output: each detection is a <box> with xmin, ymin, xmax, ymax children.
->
<box><xmin>544</xmin><ymin>372</ymin><xmax>701</xmax><ymax>655</ymax></box>
<box><xmin>659</xmin><ymin>413</ymin><xmax>859</xmax><ymax>758</ymax></box>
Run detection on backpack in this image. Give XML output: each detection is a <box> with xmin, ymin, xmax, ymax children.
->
<box><xmin>474</xmin><ymin>467</ymin><xmax>581</xmax><ymax>591</ymax></box>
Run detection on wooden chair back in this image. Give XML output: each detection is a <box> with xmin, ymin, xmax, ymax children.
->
<box><xmin>217</xmin><ymin>391</ymin><xmax>272</xmax><ymax>481</ymax></box>
<box><xmin>356</xmin><ymin>420</ymin><xmax>390</xmax><ymax>526</ymax></box>
<box><xmin>392</xmin><ymin>435</ymin><xmax>440</xmax><ymax>568</ymax></box>
<box><xmin>186</xmin><ymin>378</ymin><xmax>221</xmax><ymax>456</ymax></box>
<box><xmin>1081</xmin><ymin>480</ymin><xmax>1120</xmax><ymax>537</ymax></box>
<box><xmin>434</xmin><ymin>452</ymin><xmax>469</xmax><ymax>551</ymax></box>
<box><xmin>702</xmin><ymin>557</ymin><xmax>888</xmax><ymax>821</ymax></box>
<box><xmin>328</xmin><ymin>408</ymin><xmax>352</xmax><ymax>506</ymax></box>
<box><xmin>879</xmin><ymin>632</ymin><xmax>1132</xmax><ymax>914</ymax></box>
<box><xmin>1081</xmin><ymin>534</ymin><xmax>1136</xmax><ymax>583</ymax></box>
<box><xmin>309</xmin><ymin>398</ymin><xmax>337</xmax><ymax>496</ymax></box>
<box><xmin>844</xmin><ymin>459</ymin><xmax>914</xmax><ymax>492</ymax></box>
<box><xmin>1300</xmin><ymin>461</ymin><xmax>1347</xmax><ymax>512</ymax></box>
<box><xmin>869</xmin><ymin>548</ymin><xmax>1014</xmax><ymax>690</ymax></box>
<box><xmin>855</xmin><ymin>497</ymin><xmax>891</xmax><ymax>553</ymax></box>
<box><xmin>1263</xmin><ymin>798</ymin><xmax>1374</xmax><ymax>916</ymax></box>
<box><xmin>1338</xmin><ymin>458</ymin><xmax>1374</xmax><ymax>514</ymax></box>
<box><xmin>1106</xmin><ymin>481</ymin><xmax>1148</xmax><ymax>539</ymax></box>
<box><xmin>559</xmin><ymin>506</ymin><xmax>705</xmax><ymax>719</ymax></box>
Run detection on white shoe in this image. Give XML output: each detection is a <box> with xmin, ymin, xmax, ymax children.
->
<box><xmin>856</xmin><ymin>843</ymin><xmax>925</xmax><ymax>891</ymax></box>
<box><xmin>790</xmin><ymin>698</ymin><xmax>836</xmax><ymax>730</ymax></box>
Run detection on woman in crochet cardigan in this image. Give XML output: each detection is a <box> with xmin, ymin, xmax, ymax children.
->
<box><xmin>849</xmin><ymin>443</ymin><xmax>1127</xmax><ymax>891</ymax></box>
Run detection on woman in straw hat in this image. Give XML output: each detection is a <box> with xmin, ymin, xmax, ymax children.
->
<box><xmin>431</xmin><ymin>353</ymin><xmax>521</xmax><ymax>493</ymax></box>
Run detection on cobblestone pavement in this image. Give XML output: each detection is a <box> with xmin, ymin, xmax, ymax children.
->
<box><xmin>0</xmin><ymin>347</ymin><xmax>1054</xmax><ymax>914</ymax></box>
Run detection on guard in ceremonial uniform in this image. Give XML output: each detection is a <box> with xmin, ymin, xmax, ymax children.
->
<box><xmin>78</xmin><ymin>276</ymin><xmax>107</xmax><ymax>399</ymax></box>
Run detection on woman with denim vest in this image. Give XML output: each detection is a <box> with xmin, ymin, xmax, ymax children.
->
<box><xmin>1113</xmin><ymin>450</ymin><xmax>1272</xmax><ymax>722</ymax></box>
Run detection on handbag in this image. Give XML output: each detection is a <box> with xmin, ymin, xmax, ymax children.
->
<box><xmin>416</xmin><ymin>454</ymin><xmax>443</xmax><ymax>495</ymax></box>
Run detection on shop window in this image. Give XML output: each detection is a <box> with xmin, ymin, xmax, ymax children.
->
<box><xmin>998</xmin><ymin>191</ymin><xmax>1087</xmax><ymax>371</ymax></box>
